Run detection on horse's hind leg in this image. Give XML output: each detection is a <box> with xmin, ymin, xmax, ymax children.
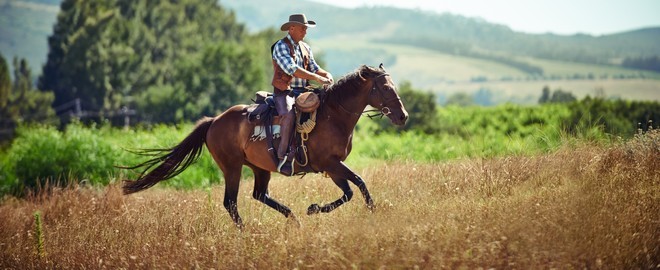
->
<box><xmin>250</xmin><ymin>166</ymin><xmax>295</xmax><ymax>219</ymax></box>
<box><xmin>222</xmin><ymin>166</ymin><xmax>243</xmax><ymax>228</ymax></box>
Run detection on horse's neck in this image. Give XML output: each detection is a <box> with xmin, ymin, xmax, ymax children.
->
<box><xmin>322</xmin><ymin>81</ymin><xmax>369</xmax><ymax>131</ymax></box>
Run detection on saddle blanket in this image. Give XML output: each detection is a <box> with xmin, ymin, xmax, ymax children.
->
<box><xmin>251</xmin><ymin>125</ymin><xmax>281</xmax><ymax>141</ymax></box>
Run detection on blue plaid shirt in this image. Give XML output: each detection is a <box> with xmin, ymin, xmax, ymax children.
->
<box><xmin>272</xmin><ymin>34</ymin><xmax>320</xmax><ymax>89</ymax></box>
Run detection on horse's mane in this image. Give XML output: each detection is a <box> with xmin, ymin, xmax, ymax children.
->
<box><xmin>326</xmin><ymin>65</ymin><xmax>384</xmax><ymax>93</ymax></box>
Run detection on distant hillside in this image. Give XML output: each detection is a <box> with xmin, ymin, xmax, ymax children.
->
<box><xmin>1</xmin><ymin>0</ymin><xmax>658</xmax><ymax>104</ymax></box>
<box><xmin>0</xmin><ymin>0</ymin><xmax>58</xmax><ymax>72</ymax></box>
<box><xmin>2</xmin><ymin>0</ymin><xmax>658</xmax><ymax>75</ymax></box>
<box><xmin>597</xmin><ymin>28</ymin><xmax>660</xmax><ymax>59</ymax></box>
<box><xmin>221</xmin><ymin>0</ymin><xmax>660</xmax><ymax>68</ymax></box>
<box><xmin>220</xmin><ymin>0</ymin><xmax>659</xmax><ymax>103</ymax></box>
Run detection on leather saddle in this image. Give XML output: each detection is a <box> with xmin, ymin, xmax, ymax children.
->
<box><xmin>243</xmin><ymin>90</ymin><xmax>323</xmax><ymax>175</ymax></box>
<box><xmin>246</xmin><ymin>91</ymin><xmax>278</xmax><ymax>123</ymax></box>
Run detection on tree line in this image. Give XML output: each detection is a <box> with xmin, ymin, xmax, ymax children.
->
<box><xmin>0</xmin><ymin>54</ymin><xmax>56</xmax><ymax>143</ymax></box>
<box><xmin>38</xmin><ymin>0</ymin><xmax>282</xmax><ymax>124</ymax></box>
<box><xmin>0</xmin><ymin>0</ymin><xmax>294</xmax><ymax>144</ymax></box>
<box><xmin>375</xmin><ymin>83</ymin><xmax>658</xmax><ymax>139</ymax></box>
<box><xmin>622</xmin><ymin>56</ymin><xmax>660</xmax><ymax>72</ymax></box>
<box><xmin>2</xmin><ymin>0</ymin><xmax>658</xmax><ymax>145</ymax></box>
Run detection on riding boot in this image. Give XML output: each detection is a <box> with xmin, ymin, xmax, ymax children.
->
<box><xmin>277</xmin><ymin>111</ymin><xmax>295</xmax><ymax>175</ymax></box>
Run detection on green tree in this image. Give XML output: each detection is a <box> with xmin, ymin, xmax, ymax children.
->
<box><xmin>0</xmin><ymin>53</ymin><xmax>15</xmax><ymax>141</ymax></box>
<box><xmin>39</xmin><ymin>0</ymin><xmax>120</xmax><ymax>114</ymax></box>
<box><xmin>399</xmin><ymin>81</ymin><xmax>439</xmax><ymax>133</ymax></box>
<box><xmin>550</xmin><ymin>89</ymin><xmax>576</xmax><ymax>103</ymax></box>
<box><xmin>539</xmin><ymin>86</ymin><xmax>576</xmax><ymax>104</ymax></box>
<box><xmin>539</xmin><ymin>85</ymin><xmax>551</xmax><ymax>104</ymax></box>
<box><xmin>39</xmin><ymin>0</ymin><xmax>264</xmax><ymax>123</ymax></box>
<box><xmin>0</xmin><ymin>55</ymin><xmax>56</xmax><ymax>142</ymax></box>
<box><xmin>375</xmin><ymin>81</ymin><xmax>439</xmax><ymax>133</ymax></box>
<box><xmin>10</xmin><ymin>58</ymin><xmax>56</xmax><ymax>123</ymax></box>
<box><xmin>564</xmin><ymin>97</ymin><xmax>659</xmax><ymax>137</ymax></box>
<box><xmin>139</xmin><ymin>41</ymin><xmax>265</xmax><ymax>122</ymax></box>
<box><xmin>0</xmin><ymin>53</ymin><xmax>9</xmax><ymax>109</ymax></box>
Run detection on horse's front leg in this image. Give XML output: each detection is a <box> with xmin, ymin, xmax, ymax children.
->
<box><xmin>307</xmin><ymin>177</ymin><xmax>353</xmax><ymax>214</ymax></box>
<box><xmin>349</xmin><ymin>173</ymin><xmax>375</xmax><ymax>211</ymax></box>
<box><xmin>308</xmin><ymin>161</ymin><xmax>374</xmax><ymax>215</ymax></box>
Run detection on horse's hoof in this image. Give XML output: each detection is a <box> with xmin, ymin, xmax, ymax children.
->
<box><xmin>287</xmin><ymin>214</ymin><xmax>302</xmax><ymax>228</ymax></box>
<box><xmin>307</xmin><ymin>204</ymin><xmax>321</xmax><ymax>215</ymax></box>
<box><xmin>367</xmin><ymin>203</ymin><xmax>376</xmax><ymax>212</ymax></box>
<box><xmin>235</xmin><ymin>222</ymin><xmax>245</xmax><ymax>231</ymax></box>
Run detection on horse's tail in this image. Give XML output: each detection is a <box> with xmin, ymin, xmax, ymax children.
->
<box><xmin>122</xmin><ymin>117</ymin><xmax>214</xmax><ymax>195</ymax></box>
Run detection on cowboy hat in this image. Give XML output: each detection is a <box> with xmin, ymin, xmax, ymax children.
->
<box><xmin>280</xmin><ymin>14</ymin><xmax>316</xmax><ymax>31</ymax></box>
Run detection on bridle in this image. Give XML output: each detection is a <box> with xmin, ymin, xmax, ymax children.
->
<box><xmin>369</xmin><ymin>72</ymin><xmax>402</xmax><ymax>117</ymax></box>
<box><xmin>336</xmin><ymin>72</ymin><xmax>401</xmax><ymax>118</ymax></box>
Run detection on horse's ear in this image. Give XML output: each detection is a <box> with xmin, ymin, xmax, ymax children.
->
<box><xmin>379</xmin><ymin>63</ymin><xmax>386</xmax><ymax>71</ymax></box>
<box><xmin>357</xmin><ymin>65</ymin><xmax>368</xmax><ymax>81</ymax></box>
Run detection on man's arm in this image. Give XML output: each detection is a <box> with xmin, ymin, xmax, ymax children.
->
<box><xmin>301</xmin><ymin>42</ymin><xmax>333</xmax><ymax>84</ymax></box>
<box><xmin>293</xmin><ymin>68</ymin><xmax>332</xmax><ymax>85</ymax></box>
<box><xmin>274</xmin><ymin>40</ymin><xmax>330</xmax><ymax>85</ymax></box>
<box><xmin>315</xmin><ymin>68</ymin><xmax>333</xmax><ymax>84</ymax></box>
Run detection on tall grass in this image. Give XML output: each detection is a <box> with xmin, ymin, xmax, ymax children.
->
<box><xmin>33</xmin><ymin>211</ymin><xmax>44</xmax><ymax>258</ymax></box>
<box><xmin>0</xmin><ymin>129</ymin><xmax>657</xmax><ymax>268</ymax></box>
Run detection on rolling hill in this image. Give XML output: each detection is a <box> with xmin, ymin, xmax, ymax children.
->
<box><xmin>0</xmin><ymin>0</ymin><xmax>58</xmax><ymax>73</ymax></box>
<box><xmin>220</xmin><ymin>0</ymin><xmax>660</xmax><ymax>102</ymax></box>
<box><xmin>1</xmin><ymin>0</ymin><xmax>659</xmax><ymax>103</ymax></box>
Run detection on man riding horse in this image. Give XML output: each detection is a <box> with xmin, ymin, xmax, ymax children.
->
<box><xmin>271</xmin><ymin>13</ymin><xmax>334</xmax><ymax>175</ymax></box>
<box><xmin>122</xmin><ymin>15</ymin><xmax>409</xmax><ymax>229</ymax></box>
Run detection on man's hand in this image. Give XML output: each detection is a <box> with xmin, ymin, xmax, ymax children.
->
<box><xmin>315</xmin><ymin>69</ymin><xmax>333</xmax><ymax>85</ymax></box>
<box><xmin>325</xmin><ymin>73</ymin><xmax>334</xmax><ymax>84</ymax></box>
<box><xmin>316</xmin><ymin>74</ymin><xmax>332</xmax><ymax>85</ymax></box>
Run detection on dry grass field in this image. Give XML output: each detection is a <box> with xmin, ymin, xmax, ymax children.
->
<box><xmin>1</xmin><ymin>131</ymin><xmax>658</xmax><ymax>269</ymax></box>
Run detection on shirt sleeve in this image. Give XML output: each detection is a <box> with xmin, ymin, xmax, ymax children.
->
<box><xmin>272</xmin><ymin>40</ymin><xmax>299</xmax><ymax>76</ymax></box>
<box><xmin>302</xmin><ymin>42</ymin><xmax>320</xmax><ymax>74</ymax></box>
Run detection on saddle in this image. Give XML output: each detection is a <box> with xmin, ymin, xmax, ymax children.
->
<box><xmin>246</xmin><ymin>91</ymin><xmax>277</xmax><ymax>123</ymax></box>
<box><xmin>244</xmin><ymin>89</ymin><xmax>323</xmax><ymax>175</ymax></box>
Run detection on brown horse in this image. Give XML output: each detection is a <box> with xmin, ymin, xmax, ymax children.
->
<box><xmin>122</xmin><ymin>64</ymin><xmax>408</xmax><ymax>228</ymax></box>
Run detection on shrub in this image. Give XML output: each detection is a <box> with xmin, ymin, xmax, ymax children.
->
<box><xmin>2</xmin><ymin>123</ymin><xmax>119</xmax><ymax>195</ymax></box>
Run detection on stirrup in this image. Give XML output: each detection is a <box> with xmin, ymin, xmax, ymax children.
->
<box><xmin>277</xmin><ymin>157</ymin><xmax>295</xmax><ymax>176</ymax></box>
<box><xmin>277</xmin><ymin>158</ymin><xmax>288</xmax><ymax>172</ymax></box>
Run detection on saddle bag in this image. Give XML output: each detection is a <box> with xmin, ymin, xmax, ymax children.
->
<box><xmin>295</xmin><ymin>92</ymin><xmax>320</xmax><ymax>113</ymax></box>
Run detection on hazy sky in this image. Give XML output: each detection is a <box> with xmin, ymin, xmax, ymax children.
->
<box><xmin>308</xmin><ymin>0</ymin><xmax>660</xmax><ymax>35</ymax></box>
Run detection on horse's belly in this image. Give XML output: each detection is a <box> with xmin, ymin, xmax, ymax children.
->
<box><xmin>244</xmin><ymin>139</ymin><xmax>279</xmax><ymax>171</ymax></box>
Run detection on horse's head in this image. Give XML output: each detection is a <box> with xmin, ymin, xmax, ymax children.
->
<box><xmin>361</xmin><ymin>64</ymin><xmax>408</xmax><ymax>126</ymax></box>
